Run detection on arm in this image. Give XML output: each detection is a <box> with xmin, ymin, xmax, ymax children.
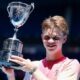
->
<box><xmin>7</xmin><ymin>72</ymin><xmax>15</xmax><ymax>80</ymax></box>
<box><xmin>2</xmin><ymin>67</ymin><xmax>15</xmax><ymax>80</ymax></box>
<box><xmin>57</xmin><ymin>59</ymin><xmax>80</xmax><ymax>80</ymax></box>
<box><xmin>9</xmin><ymin>55</ymin><xmax>51</xmax><ymax>80</ymax></box>
<box><xmin>23</xmin><ymin>69</ymin><xmax>50</xmax><ymax>80</ymax></box>
<box><xmin>31</xmin><ymin>68</ymin><xmax>50</xmax><ymax>80</ymax></box>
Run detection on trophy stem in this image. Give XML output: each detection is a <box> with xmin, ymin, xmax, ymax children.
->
<box><xmin>13</xmin><ymin>28</ymin><xmax>18</xmax><ymax>39</ymax></box>
<box><xmin>7</xmin><ymin>27</ymin><xmax>18</xmax><ymax>62</ymax></box>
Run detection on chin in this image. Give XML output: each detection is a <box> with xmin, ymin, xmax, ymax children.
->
<box><xmin>47</xmin><ymin>46</ymin><xmax>57</xmax><ymax>51</ymax></box>
<box><xmin>47</xmin><ymin>48</ymin><xmax>57</xmax><ymax>53</ymax></box>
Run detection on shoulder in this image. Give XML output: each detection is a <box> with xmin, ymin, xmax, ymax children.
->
<box><xmin>62</xmin><ymin>57</ymin><xmax>80</xmax><ymax>72</ymax></box>
<box><xmin>65</xmin><ymin>58</ymin><xmax>79</xmax><ymax>66</ymax></box>
<box><xmin>57</xmin><ymin>58</ymin><xmax>80</xmax><ymax>80</ymax></box>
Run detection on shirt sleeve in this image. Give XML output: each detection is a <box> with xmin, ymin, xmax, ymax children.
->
<box><xmin>57</xmin><ymin>59</ymin><xmax>80</xmax><ymax>80</ymax></box>
<box><xmin>23</xmin><ymin>72</ymin><xmax>31</xmax><ymax>80</ymax></box>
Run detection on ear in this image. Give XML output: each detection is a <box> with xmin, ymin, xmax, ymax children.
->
<box><xmin>62</xmin><ymin>35</ymin><xmax>67</xmax><ymax>44</ymax></box>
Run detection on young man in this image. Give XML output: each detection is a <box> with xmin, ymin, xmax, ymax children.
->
<box><xmin>2</xmin><ymin>15</ymin><xmax>80</xmax><ymax>80</ymax></box>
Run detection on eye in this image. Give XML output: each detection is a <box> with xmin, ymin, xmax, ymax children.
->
<box><xmin>53</xmin><ymin>36</ymin><xmax>60</xmax><ymax>40</ymax></box>
<box><xmin>43</xmin><ymin>35</ymin><xmax>50</xmax><ymax>40</ymax></box>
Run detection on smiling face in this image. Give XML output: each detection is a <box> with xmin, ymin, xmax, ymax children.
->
<box><xmin>42</xmin><ymin>28</ymin><xmax>66</xmax><ymax>54</ymax></box>
<box><xmin>41</xmin><ymin>15</ymin><xmax>69</xmax><ymax>57</ymax></box>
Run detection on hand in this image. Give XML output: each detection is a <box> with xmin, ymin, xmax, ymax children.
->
<box><xmin>2</xmin><ymin>66</ymin><xmax>14</xmax><ymax>76</ymax></box>
<box><xmin>9</xmin><ymin>55</ymin><xmax>37</xmax><ymax>72</ymax></box>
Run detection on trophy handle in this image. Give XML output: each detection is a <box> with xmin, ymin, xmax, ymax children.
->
<box><xmin>7</xmin><ymin>4</ymin><xmax>11</xmax><ymax>17</ymax></box>
<box><xmin>29</xmin><ymin>3</ymin><xmax>34</xmax><ymax>14</ymax></box>
<box><xmin>7</xmin><ymin>2</ymin><xmax>13</xmax><ymax>17</ymax></box>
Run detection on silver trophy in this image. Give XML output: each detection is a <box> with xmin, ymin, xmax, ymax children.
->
<box><xmin>0</xmin><ymin>1</ymin><xmax>34</xmax><ymax>69</ymax></box>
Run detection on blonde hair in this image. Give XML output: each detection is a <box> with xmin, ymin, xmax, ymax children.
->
<box><xmin>42</xmin><ymin>15</ymin><xmax>69</xmax><ymax>36</ymax></box>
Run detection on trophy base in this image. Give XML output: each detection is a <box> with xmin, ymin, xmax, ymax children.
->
<box><xmin>0</xmin><ymin>61</ymin><xmax>22</xmax><ymax>70</ymax></box>
<box><xmin>0</xmin><ymin>61</ymin><xmax>18</xmax><ymax>67</ymax></box>
<box><xmin>0</xmin><ymin>50</ymin><xmax>22</xmax><ymax>70</ymax></box>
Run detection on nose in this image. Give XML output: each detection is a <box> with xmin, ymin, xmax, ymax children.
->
<box><xmin>48</xmin><ymin>38</ymin><xmax>55</xmax><ymax>43</ymax></box>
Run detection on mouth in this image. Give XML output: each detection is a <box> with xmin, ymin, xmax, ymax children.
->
<box><xmin>46</xmin><ymin>44</ymin><xmax>57</xmax><ymax>50</ymax></box>
<box><xmin>47</xmin><ymin>44</ymin><xmax>56</xmax><ymax>47</ymax></box>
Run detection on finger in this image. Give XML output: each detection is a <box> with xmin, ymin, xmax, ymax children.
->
<box><xmin>10</xmin><ymin>55</ymin><xmax>25</xmax><ymax>61</ymax></box>
<box><xmin>9</xmin><ymin>58</ymin><xmax>25</xmax><ymax>66</ymax></box>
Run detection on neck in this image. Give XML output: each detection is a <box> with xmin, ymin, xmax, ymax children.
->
<box><xmin>46</xmin><ymin>50</ymin><xmax>64</xmax><ymax>61</ymax></box>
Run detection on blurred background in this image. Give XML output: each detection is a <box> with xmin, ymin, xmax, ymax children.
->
<box><xmin>0</xmin><ymin>0</ymin><xmax>80</xmax><ymax>80</ymax></box>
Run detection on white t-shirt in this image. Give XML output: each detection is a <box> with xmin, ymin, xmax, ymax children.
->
<box><xmin>24</xmin><ymin>57</ymin><xmax>80</xmax><ymax>80</ymax></box>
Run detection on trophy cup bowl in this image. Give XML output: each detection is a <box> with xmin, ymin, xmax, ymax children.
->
<box><xmin>7</xmin><ymin>1</ymin><xmax>34</xmax><ymax>28</ymax></box>
<box><xmin>0</xmin><ymin>1</ymin><xmax>34</xmax><ymax>69</ymax></box>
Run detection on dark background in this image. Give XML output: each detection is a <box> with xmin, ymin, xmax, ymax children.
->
<box><xmin>0</xmin><ymin>0</ymin><xmax>80</xmax><ymax>80</ymax></box>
